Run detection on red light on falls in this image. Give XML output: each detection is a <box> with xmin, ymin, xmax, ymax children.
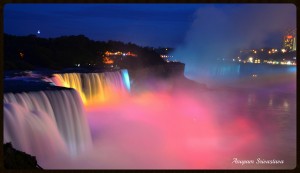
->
<box><xmin>287</xmin><ymin>35</ymin><xmax>293</xmax><ymax>39</ymax></box>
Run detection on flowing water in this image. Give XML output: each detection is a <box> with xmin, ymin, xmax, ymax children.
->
<box><xmin>51</xmin><ymin>69</ymin><xmax>130</xmax><ymax>106</ymax></box>
<box><xmin>3</xmin><ymin>69</ymin><xmax>296</xmax><ymax>169</ymax></box>
<box><xmin>4</xmin><ymin>89</ymin><xmax>92</xmax><ymax>159</ymax></box>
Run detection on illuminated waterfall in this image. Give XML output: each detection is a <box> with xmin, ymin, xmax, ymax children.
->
<box><xmin>3</xmin><ymin>89</ymin><xmax>92</xmax><ymax>157</ymax></box>
<box><xmin>120</xmin><ymin>69</ymin><xmax>131</xmax><ymax>91</ymax></box>
<box><xmin>209</xmin><ymin>63</ymin><xmax>240</xmax><ymax>77</ymax></box>
<box><xmin>4</xmin><ymin>103</ymin><xmax>68</xmax><ymax>159</ymax></box>
<box><xmin>51</xmin><ymin>70</ymin><xmax>131</xmax><ymax>105</ymax></box>
<box><xmin>3</xmin><ymin>69</ymin><xmax>131</xmax><ymax>164</ymax></box>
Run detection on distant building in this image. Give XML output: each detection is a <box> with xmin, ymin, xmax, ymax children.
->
<box><xmin>292</xmin><ymin>34</ymin><xmax>297</xmax><ymax>51</ymax></box>
<box><xmin>283</xmin><ymin>28</ymin><xmax>296</xmax><ymax>52</ymax></box>
<box><xmin>102</xmin><ymin>51</ymin><xmax>138</xmax><ymax>69</ymax></box>
<box><xmin>154</xmin><ymin>47</ymin><xmax>175</xmax><ymax>61</ymax></box>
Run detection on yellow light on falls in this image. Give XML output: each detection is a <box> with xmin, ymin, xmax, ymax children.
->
<box><xmin>51</xmin><ymin>71</ymin><xmax>130</xmax><ymax>107</ymax></box>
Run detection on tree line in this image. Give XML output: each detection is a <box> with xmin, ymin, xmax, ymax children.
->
<box><xmin>4</xmin><ymin>34</ymin><xmax>165</xmax><ymax>71</ymax></box>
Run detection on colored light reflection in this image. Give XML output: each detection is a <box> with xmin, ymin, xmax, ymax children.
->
<box><xmin>39</xmin><ymin>85</ymin><xmax>295</xmax><ymax>169</ymax></box>
<box><xmin>4</xmin><ymin>70</ymin><xmax>295</xmax><ymax>169</ymax></box>
<box><xmin>51</xmin><ymin>70</ymin><xmax>130</xmax><ymax>106</ymax></box>
<box><xmin>121</xmin><ymin>69</ymin><xmax>131</xmax><ymax>91</ymax></box>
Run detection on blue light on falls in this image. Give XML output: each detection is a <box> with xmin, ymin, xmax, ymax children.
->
<box><xmin>121</xmin><ymin>69</ymin><xmax>131</xmax><ymax>91</ymax></box>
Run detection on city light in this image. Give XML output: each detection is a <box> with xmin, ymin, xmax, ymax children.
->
<box><xmin>160</xmin><ymin>55</ymin><xmax>173</xmax><ymax>59</ymax></box>
<box><xmin>283</xmin><ymin>31</ymin><xmax>296</xmax><ymax>51</ymax></box>
<box><xmin>105</xmin><ymin>51</ymin><xmax>137</xmax><ymax>57</ymax></box>
<box><xmin>237</xmin><ymin>44</ymin><xmax>296</xmax><ymax>66</ymax></box>
<box><xmin>248</xmin><ymin>57</ymin><xmax>253</xmax><ymax>63</ymax></box>
<box><xmin>19</xmin><ymin>52</ymin><xmax>24</xmax><ymax>59</ymax></box>
<box><xmin>103</xmin><ymin>57</ymin><xmax>114</xmax><ymax>64</ymax></box>
<box><xmin>271</xmin><ymin>49</ymin><xmax>277</xmax><ymax>53</ymax></box>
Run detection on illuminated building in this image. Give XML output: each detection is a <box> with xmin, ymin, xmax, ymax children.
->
<box><xmin>283</xmin><ymin>28</ymin><xmax>296</xmax><ymax>52</ymax></box>
<box><xmin>104</xmin><ymin>51</ymin><xmax>137</xmax><ymax>57</ymax></box>
<box><xmin>237</xmin><ymin>47</ymin><xmax>296</xmax><ymax>66</ymax></box>
<box><xmin>160</xmin><ymin>55</ymin><xmax>173</xmax><ymax>58</ymax></box>
<box><xmin>103</xmin><ymin>57</ymin><xmax>114</xmax><ymax>64</ymax></box>
<box><xmin>154</xmin><ymin>48</ymin><xmax>175</xmax><ymax>61</ymax></box>
<box><xmin>292</xmin><ymin>35</ymin><xmax>296</xmax><ymax>51</ymax></box>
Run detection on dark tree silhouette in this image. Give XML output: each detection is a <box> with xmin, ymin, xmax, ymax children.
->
<box><xmin>4</xmin><ymin>34</ymin><xmax>165</xmax><ymax>71</ymax></box>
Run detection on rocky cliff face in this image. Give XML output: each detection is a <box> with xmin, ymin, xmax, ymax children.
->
<box><xmin>4</xmin><ymin>143</ymin><xmax>43</xmax><ymax>169</ymax></box>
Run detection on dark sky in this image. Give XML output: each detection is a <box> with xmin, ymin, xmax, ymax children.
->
<box><xmin>4</xmin><ymin>3</ymin><xmax>296</xmax><ymax>48</ymax></box>
<box><xmin>4</xmin><ymin>4</ymin><xmax>200</xmax><ymax>47</ymax></box>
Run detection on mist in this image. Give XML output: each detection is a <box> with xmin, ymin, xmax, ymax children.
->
<box><xmin>38</xmin><ymin>77</ymin><xmax>295</xmax><ymax>169</ymax></box>
<box><xmin>3</xmin><ymin>4</ymin><xmax>296</xmax><ymax>169</ymax></box>
<box><xmin>171</xmin><ymin>4</ymin><xmax>296</xmax><ymax>83</ymax></box>
<box><xmin>4</xmin><ymin>72</ymin><xmax>295</xmax><ymax>169</ymax></box>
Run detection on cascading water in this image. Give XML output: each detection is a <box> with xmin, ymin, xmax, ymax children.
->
<box><xmin>3</xmin><ymin>89</ymin><xmax>92</xmax><ymax>157</ymax></box>
<box><xmin>4</xmin><ymin>103</ymin><xmax>68</xmax><ymax>160</ymax></box>
<box><xmin>51</xmin><ymin>69</ymin><xmax>130</xmax><ymax>106</ymax></box>
<box><xmin>3</xmin><ymin>68</ymin><xmax>296</xmax><ymax>169</ymax></box>
<box><xmin>185</xmin><ymin>62</ymin><xmax>241</xmax><ymax>87</ymax></box>
<box><xmin>3</xmin><ymin>69</ymin><xmax>131</xmax><ymax>162</ymax></box>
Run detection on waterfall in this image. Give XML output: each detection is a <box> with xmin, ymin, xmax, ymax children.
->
<box><xmin>3</xmin><ymin>69</ymin><xmax>131</xmax><ymax>162</ymax></box>
<box><xmin>51</xmin><ymin>70</ymin><xmax>130</xmax><ymax>105</ymax></box>
<box><xmin>3</xmin><ymin>89</ymin><xmax>92</xmax><ymax>157</ymax></box>
<box><xmin>4</xmin><ymin>103</ymin><xmax>68</xmax><ymax>160</ymax></box>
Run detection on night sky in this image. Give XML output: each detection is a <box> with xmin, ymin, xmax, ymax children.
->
<box><xmin>4</xmin><ymin>3</ymin><xmax>296</xmax><ymax>48</ymax></box>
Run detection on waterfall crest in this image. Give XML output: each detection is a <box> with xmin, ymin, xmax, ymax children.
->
<box><xmin>51</xmin><ymin>70</ymin><xmax>130</xmax><ymax>105</ymax></box>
